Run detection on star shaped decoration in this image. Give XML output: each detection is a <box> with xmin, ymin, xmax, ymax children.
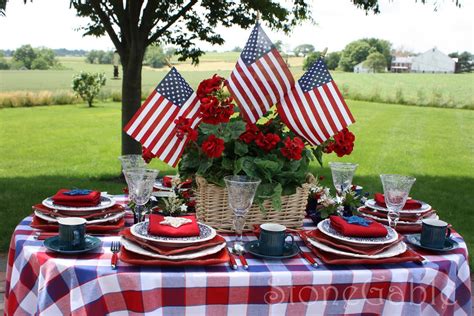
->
<box><xmin>160</xmin><ymin>216</ymin><xmax>192</xmax><ymax>228</ymax></box>
<box><xmin>180</xmin><ymin>204</ymin><xmax>188</xmax><ymax>212</ymax></box>
<box><xmin>343</xmin><ymin>216</ymin><xmax>372</xmax><ymax>227</ymax></box>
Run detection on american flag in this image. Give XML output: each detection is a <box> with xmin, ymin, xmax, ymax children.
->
<box><xmin>277</xmin><ymin>58</ymin><xmax>355</xmax><ymax>146</ymax></box>
<box><xmin>226</xmin><ymin>23</ymin><xmax>295</xmax><ymax>123</ymax></box>
<box><xmin>124</xmin><ymin>67</ymin><xmax>200</xmax><ymax>167</ymax></box>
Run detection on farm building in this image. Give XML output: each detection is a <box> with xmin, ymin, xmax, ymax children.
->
<box><xmin>391</xmin><ymin>57</ymin><xmax>413</xmax><ymax>73</ymax></box>
<box><xmin>353</xmin><ymin>62</ymin><xmax>387</xmax><ymax>73</ymax></box>
<box><xmin>410</xmin><ymin>48</ymin><xmax>456</xmax><ymax>73</ymax></box>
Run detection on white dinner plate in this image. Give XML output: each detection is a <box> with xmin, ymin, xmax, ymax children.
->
<box><xmin>307</xmin><ymin>238</ymin><xmax>407</xmax><ymax>259</ymax></box>
<box><xmin>130</xmin><ymin>221</ymin><xmax>216</xmax><ymax>247</ymax></box>
<box><xmin>34</xmin><ymin>210</ymin><xmax>125</xmax><ymax>224</ymax></box>
<box><xmin>365</xmin><ymin>199</ymin><xmax>432</xmax><ymax>215</ymax></box>
<box><xmin>317</xmin><ymin>218</ymin><xmax>398</xmax><ymax>245</ymax></box>
<box><xmin>42</xmin><ymin>195</ymin><xmax>116</xmax><ymax>212</ymax></box>
<box><xmin>120</xmin><ymin>237</ymin><xmax>226</xmax><ymax>260</ymax></box>
<box><xmin>361</xmin><ymin>211</ymin><xmax>439</xmax><ymax>225</ymax></box>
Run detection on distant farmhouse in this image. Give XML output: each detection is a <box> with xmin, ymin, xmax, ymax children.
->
<box><xmin>353</xmin><ymin>62</ymin><xmax>388</xmax><ymax>73</ymax></box>
<box><xmin>391</xmin><ymin>48</ymin><xmax>456</xmax><ymax>73</ymax></box>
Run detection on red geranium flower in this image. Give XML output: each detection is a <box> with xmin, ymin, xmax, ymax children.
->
<box><xmin>323</xmin><ymin>128</ymin><xmax>355</xmax><ymax>157</ymax></box>
<box><xmin>141</xmin><ymin>146</ymin><xmax>155</xmax><ymax>163</ymax></box>
<box><xmin>175</xmin><ymin>116</ymin><xmax>198</xmax><ymax>142</ymax></box>
<box><xmin>239</xmin><ymin>123</ymin><xmax>260</xmax><ymax>144</ymax></box>
<box><xmin>199</xmin><ymin>96</ymin><xmax>234</xmax><ymax>125</ymax></box>
<box><xmin>280</xmin><ymin>136</ymin><xmax>305</xmax><ymax>160</ymax></box>
<box><xmin>197</xmin><ymin>74</ymin><xmax>224</xmax><ymax>99</ymax></box>
<box><xmin>201</xmin><ymin>135</ymin><xmax>225</xmax><ymax>158</ymax></box>
<box><xmin>255</xmin><ymin>133</ymin><xmax>281</xmax><ymax>152</ymax></box>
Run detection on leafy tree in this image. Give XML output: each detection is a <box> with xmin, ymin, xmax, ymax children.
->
<box><xmin>338</xmin><ymin>38</ymin><xmax>391</xmax><ymax>72</ymax></box>
<box><xmin>145</xmin><ymin>45</ymin><xmax>168</xmax><ymax>69</ymax></box>
<box><xmin>294</xmin><ymin>44</ymin><xmax>315</xmax><ymax>57</ymax></box>
<box><xmin>274</xmin><ymin>40</ymin><xmax>283</xmax><ymax>52</ymax></box>
<box><xmin>450</xmin><ymin>51</ymin><xmax>473</xmax><ymax>73</ymax></box>
<box><xmin>13</xmin><ymin>44</ymin><xmax>36</xmax><ymax>69</ymax></box>
<box><xmin>72</xmin><ymin>72</ymin><xmax>107</xmax><ymax>107</ymax></box>
<box><xmin>325</xmin><ymin>52</ymin><xmax>341</xmax><ymax>70</ymax></box>
<box><xmin>86</xmin><ymin>50</ymin><xmax>114</xmax><ymax>64</ymax></box>
<box><xmin>2</xmin><ymin>1</ymin><xmax>462</xmax><ymax>155</ymax></box>
<box><xmin>363</xmin><ymin>51</ymin><xmax>387</xmax><ymax>72</ymax></box>
<box><xmin>302</xmin><ymin>51</ymin><xmax>322</xmax><ymax>70</ymax></box>
<box><xmin>231</xmin><ymin>46</ymin><xmax>242</xmax><ymax>52</ymax></box>
<box><xmin>31</xmin><ymin>57</ymin><xmax>49</xmax><ymax>70</ymax></box>
<box><xmin>0</xmin><ymin>52</ymin><xmax>9</xmax><ymax>70</ymax></box>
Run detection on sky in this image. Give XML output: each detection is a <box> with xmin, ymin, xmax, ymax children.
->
<box><xmin>0</xmin><ymin>0</ymin><xmax>472</xmax><ymax>55</ymax></box>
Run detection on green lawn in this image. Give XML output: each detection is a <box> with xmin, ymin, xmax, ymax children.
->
<box><xmin>0</xmin><ymin>101</ymin><xmax>473</xmax><ymax>264</ymax></box>
<box><xmin>1</xmin><ymin>56</ymin><xmax>473</xmax><ymax>108</ymax></box>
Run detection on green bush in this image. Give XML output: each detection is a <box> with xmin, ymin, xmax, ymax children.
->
<box><xmin>71</xmin><ymin>72</ymin><xmax>107</xmax><ymax>107</ymax></box>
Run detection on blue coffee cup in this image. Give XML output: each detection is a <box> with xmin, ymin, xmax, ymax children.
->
<box><xmin>258</xmin><ymin>223</ymin><xmax>295</xmax><ymax>256</ymax></box>
<box><xmin>420</xmin><ymin>219</ymin><xmax>451</xmax><ymax>249</ymax></box>
<box><xmin>58</xmin><ymin>217</ymin><xmax>86</xmax><ymax>250</ymax></box>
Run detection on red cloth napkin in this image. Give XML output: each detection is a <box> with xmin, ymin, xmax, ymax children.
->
<box><xmin>148</xmin><ymin>214</ymin><xmax>200</xmax><ymax>237</ymax></box>
<box><xmin>119</xmin><ymin>247</ymin><xmax>229</xmax><ymax>266</ymax></box>
<box><xmin>330</xmin><ymin>215</ymin><xmax>388</xmax><ymax>238</ymax></box>
<box><xmin>51</xmin><ymin>189</ymin><xmax>101</xmax><ymax>207</ymax></box>
<box><xmin>374</xmin><ymin>193</ymin><xmax>422</xmax><ymax>210</ymax></box>
<box><xmin>120</xmin><ymin>228</ymin><xmax>225</xmax><ymax>256</ymax></box>
<box><xmin>33</xmin><ymin>204</ymin><xmax>124</xmax><ymax>219</ymax></box>
<box><xmin>306</xmin><ymin>229</ymin><xmax>404</xmax><ymax>256</ymax></box>
<box><xmin>30</xmin><ymin>215</ymin><xmax>125</xmax><ymax>232</ymax></box>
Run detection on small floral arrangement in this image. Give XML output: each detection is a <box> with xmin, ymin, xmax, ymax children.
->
<box><xmin>154</xmin><ymin>183</ymin><xmax>196</xmax><ymax>217</ymax></box>
<box><xmin>146</xmin><ymin>74</ymin><xmax>356</xmax><ymax>210</ymax></box>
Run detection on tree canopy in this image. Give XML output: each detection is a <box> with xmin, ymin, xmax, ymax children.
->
<box><xmin>364</xmin><ymin>51</ymin><xmax>387</xmax><ymax>72</ymax></box>
<box><xmin>294</xmin><ymin>44</ymin><xmax>315</xmax><ymax>57</ymax></box>
<box><xmin>338</xmin><ymin>38</ymin><xmax>391</xmax><ymax>72</ymax></box>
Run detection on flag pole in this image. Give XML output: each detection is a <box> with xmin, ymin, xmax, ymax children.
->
<box><xmin>256</xmin><ymin>11</ymin><xmax>261</xmax><ymax>22</ymax></box>
<box><xmin>321</xmin><ymin>47</ymin><xmax>328</xmax><ymax>59</ymax></box>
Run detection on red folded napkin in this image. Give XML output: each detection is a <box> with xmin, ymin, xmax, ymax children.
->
<box><xmin>33</xmin><ymin>204</ymin><xmax>125</xmax><ymax>219</ymax></box>
<box><xmin>306</xmin><ymin>244</ymin><xmax>422</xmax><ymax>265</ymax></box>
<box><xmin>306</xmin><ymin>229</ymin><xmax>404</xmax><ymax>256</ymax></box>
<box><xmin>120</xmin><ymin>228</ymin><xmax>225</xmax><ymax>256</ymax></box>
<box><xmin>330</xmin><ymin>215</ymin><xmax>388</xmax><ymax>238</ymax></box>
<box><xmin>119</xmin><ymin>247</ymin><xmax>229</xmax><ymax>266</ymax></box>
<box><xmin>30</xmin><ymin>215</ymin><xmax>125</xmax><ymax>232</ymax></box>
<box><xmin>148</xmin><ymin>214</ymin><xmax>200</xmax><ymax>237</ymax></box>
<box><xmin>374</xmin><ymin>193</ymin><xmax>422</xmax><ymax>210</ymax></box>
<box><xmin>51</xmin><ymin>189</ymin><xmax>101</xmax><ymax>207</ymax></box>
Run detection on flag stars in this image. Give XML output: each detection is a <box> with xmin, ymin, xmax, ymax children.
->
<box><xmin>299</xmin><ymin>58</ymin><xmax>334</xmax><ymax>92</ymax></box>
<box><xmin>156</xmin><ymin>68</ymin><xmax>193</xmax><ymax>106</ymax></box>
<box><xmin>241</xmin><ymin>24</ymin><xmax>274</xmax><ymax>65</ymax></box>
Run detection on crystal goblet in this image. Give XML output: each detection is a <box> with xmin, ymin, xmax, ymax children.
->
<box><xmin>224</xmin><ymin>175</ymin><xmax>261</xmax><ymax>253</ymax></box>
<box><xmin>380</xmin><ymin>174</ymin><xmax>416</xmax><ymax>229</ymax></box>
<box><xmin>118</xmin><ymin>155</ymin><xmax>147</xmax><ymax>171</ymax></box>
<box><xmin>329</xmin><ymin>162</ymin><xmax>358</xmax><ymax>215</ymax></box>
<box><xmin>123</xmin><ymin>168</ymin><xmax>159</xmax><ymax>223</ymax></box>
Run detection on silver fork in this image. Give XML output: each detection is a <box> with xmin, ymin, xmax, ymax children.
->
<box><xmin>111</xmin><ymin>241</ymin><xmax>121</xmax><ymax>269</ymax></box>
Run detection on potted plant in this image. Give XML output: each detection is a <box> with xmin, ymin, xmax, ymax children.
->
<box><xmin>150</xmin><ymin>75</ymin><xmax>355</xmax><ymax>231</ymax></box>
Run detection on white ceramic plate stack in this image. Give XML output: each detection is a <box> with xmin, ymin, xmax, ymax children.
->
<box><xmin>121</xmin><ymin>221</ymin><xmax>226</xmax><ymax>261</ymax></box>
<box><xmin>357</xmin><ymin>198</ymin><xmax>436</xmax><ymax>232</ymax></box>
<box><xmin>306</xmin><ymin>219</ymin><xmax>407</xmax><ymax>259</ymax></box>
<box><xmin>34</xmin><ymin>194</ymin><xmax>126</xmax><ymax>225</ymax></box>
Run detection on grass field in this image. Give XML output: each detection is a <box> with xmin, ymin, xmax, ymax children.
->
<box><xmin>0</xmin><ymin>100</ymin><xmax>473</xmax><ymax>264</ymax></box>
<box><xmin>1</xmin><ymin>54</ymin><xmax>473</xmax><ymax>108</ymax></box>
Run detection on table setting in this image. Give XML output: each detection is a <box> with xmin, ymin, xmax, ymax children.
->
<box><xmin>3</xmin><ymin>23</ymin><xmax>472</xmax><ymax>315</ymax></box>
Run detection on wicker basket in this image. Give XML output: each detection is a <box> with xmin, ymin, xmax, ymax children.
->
<box><xmin>195</xmin><ymin>176</ymin><xmax>311</xmax><ymax>232</ymax></box>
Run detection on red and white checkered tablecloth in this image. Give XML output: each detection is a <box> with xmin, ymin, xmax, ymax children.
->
<box><xmin>4</xmin><ymin>195</ymin><xmax>472</xmax><ymax>315</ymax></box>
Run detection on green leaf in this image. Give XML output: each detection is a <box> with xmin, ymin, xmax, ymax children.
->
<box><xmin>234</xmin><ymin>141</ymin><xmax>248</xmax><ymax>156</ymax></box>
<box><xmin>271</xmin><ymin>183</ymin><xmax>283</xmax><ymax>211</ymax></box>
<box><xmin>234</xmin><ymin>157</ymin><xmax>245</xmax><ymax>174</ymax></box>
<box><xmin>199</xmin><ymin>123</ymin><xmax>220</xmax><ymax>136</ymax></box>
<box><xmin>221</xmin><ymin>158</ymin><xmax>234</xmax><ymax>170</ymax></box>
<box><xmin>197</xmin><ymin>158</ymin><xmax>213</xmax><ymax>174</ymax></box>
<box><xmin>312</xmin><ymin>147</ymin><xmax>323</xmax><ymax>167</ymax></box>
<box><xmin>242</xmin><ymin>157</ymin><xmax>258</xmax><ymax>178</ymax></box>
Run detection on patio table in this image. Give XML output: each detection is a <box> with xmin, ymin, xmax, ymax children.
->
<box><xmin>4</xmin><ymin>195</ymin><xmax>472</xmax><ymax>315</ymax></box>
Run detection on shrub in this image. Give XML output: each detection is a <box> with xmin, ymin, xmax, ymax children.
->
<box><xmin>72</xmin><ymin>72</ymin><xmax>107</xmax><ymax>107</ymax></box>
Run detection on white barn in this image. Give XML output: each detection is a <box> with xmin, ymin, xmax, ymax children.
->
<box><xmin>411</xmin><ymin>48</ymin><xmax>455</xmax><ymax>73</ymax></box>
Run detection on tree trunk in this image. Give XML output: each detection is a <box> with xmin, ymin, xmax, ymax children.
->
<box><xmin>121</xmin><ymin>50</ymin><xmax>144</xmax><ymax>155</ymax></box>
